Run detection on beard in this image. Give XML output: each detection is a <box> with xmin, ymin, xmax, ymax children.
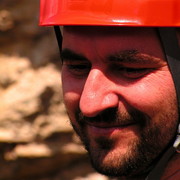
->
<box><xmin>68</xmin><ymin>107</ymin><xmax>177</xmax><ymax>178</ymax></box>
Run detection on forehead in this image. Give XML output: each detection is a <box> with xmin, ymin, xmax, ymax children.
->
<box><xmin>62</xmin><ymin>26</ymin><xmax>165</xmax><ymax>60</ymax></box>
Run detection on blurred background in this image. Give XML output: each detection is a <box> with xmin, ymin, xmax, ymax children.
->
<box><xmin>0</xmin><ymin>1</ymin><xmax>109</xmax><ymax>179</ymax></box>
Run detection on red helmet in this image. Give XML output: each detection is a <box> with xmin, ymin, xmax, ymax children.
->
<box><xmin>40</xmin><ymin>0</ymin><xmax>180</xmax><ymax>26</ymax></box>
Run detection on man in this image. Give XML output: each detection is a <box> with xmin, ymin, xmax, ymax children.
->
<box><xmin>40</xmin><ymin>0</ymin><xmax>180</xmax><ymax>179</ymax></box>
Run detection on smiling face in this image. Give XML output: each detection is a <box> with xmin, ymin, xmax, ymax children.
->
<box><xmin>61</xmin><ymin>26</ymin><xmax>178</xmax><ymax>177</ymax></box>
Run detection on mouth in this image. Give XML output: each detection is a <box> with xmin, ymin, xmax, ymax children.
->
<box><xmin>86</xmin><ymin>121</ymin><xmax>137</xmax><ymax>136</ymax></box>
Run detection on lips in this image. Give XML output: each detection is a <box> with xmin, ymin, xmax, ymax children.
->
<box><xmin>85</xmin><ymin>121</ymin><xmax>137</xmax><ymax>137</ymax></box>
<box><xmin>85</xmin><ymin>120</ymin><xmax>136</xmax><ymax>128</ymax></box>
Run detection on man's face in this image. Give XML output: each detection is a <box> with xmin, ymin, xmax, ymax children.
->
<box><xmin>61</xmin><ymin>26</ymin><xmax>178</xmax><ymax>177</ymax></box>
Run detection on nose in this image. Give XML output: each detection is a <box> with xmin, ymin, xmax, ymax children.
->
<box><xmin>79</xmin><ymin>69</ymin><xmax>119</xmax><ymax>117</ymax></box>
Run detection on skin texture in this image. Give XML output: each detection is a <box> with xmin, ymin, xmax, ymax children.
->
<box><xmin>61</xmin><ymin>26</ymin><xmax>179</xmax><ymax>179</ymax></box>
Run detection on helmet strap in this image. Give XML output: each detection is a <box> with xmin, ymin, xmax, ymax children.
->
<box><xmin>54</xmin><ymin>26</ymin><xmax>63</xmax><ymax>53</ymax></box>
<box><xmin>158</xmin><ymin>27</ymin><xmax>180</xmax><ymax>151</ymax></box>
<box><xmin>158</xmin><ymin>28</ymin><xmax>180</xmax><ymax>114</ymax></box>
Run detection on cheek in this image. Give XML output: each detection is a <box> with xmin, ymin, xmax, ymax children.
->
<box><xmin>62</xmin><ymin>71</ymin><xmax>84</xmax><ymax>113</ymax></box>
<box><xmin>125</xmin><ymin>72</ymin><xmax>177</xmax><ymax>117</ymax></box>
<box><xmin>62</xmin><ymin>86</ymin><xmax>80</xmax><ymax>124</ymax></box>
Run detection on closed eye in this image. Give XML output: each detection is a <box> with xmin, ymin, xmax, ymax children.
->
<box><xmin>114</xmin><ymin>66</ymin><xmax>154</xmax><ymax>79</ymax></box>
<box><xmin>64</xmin><ymin>62</ymin><xmax>91</xmax><ymax>77</ymax></box>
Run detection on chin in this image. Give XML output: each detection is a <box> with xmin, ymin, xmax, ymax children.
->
<box><xmin>86</xmin><ymin>136</ymin><xmax>158</xmax><ymax>178</ymax></box>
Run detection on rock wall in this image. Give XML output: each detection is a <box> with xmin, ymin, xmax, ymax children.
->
<box><xmin>0</xmin><ymin>1</ymin><xmax>109</xmax><ymax>180</ymax></box>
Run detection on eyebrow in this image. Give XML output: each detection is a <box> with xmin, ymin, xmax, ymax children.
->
<box><xmin>108</xmin><ymin>50</ymin><xmax>165</xmax><ymax>64</ymax></box>
<box><xmin>61</xmin><ymin>48</ymin><xmax>88</xmax><ymax>61</ymax></box>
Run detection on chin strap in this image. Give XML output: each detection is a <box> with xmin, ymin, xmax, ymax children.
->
<box><xmin>145</xmin><ymin>28</ymin><xmax>180</xmax><ymax>180</ymax></box>
<box><xmin>145</xmin><ymin>147</ymin><xmax>176</xmax><ymax>180</ymax></box>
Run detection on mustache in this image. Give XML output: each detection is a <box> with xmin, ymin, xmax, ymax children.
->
<box><xmin>76</xmin><ymin>107</ymin><xmax>148</xmax><ymax>127</ymax></box>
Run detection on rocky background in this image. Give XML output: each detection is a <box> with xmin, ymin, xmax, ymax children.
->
<box><xmin>0</xmin><ymin>1</ymin><xmax>109</xmax><ymax>180</ymax></box>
